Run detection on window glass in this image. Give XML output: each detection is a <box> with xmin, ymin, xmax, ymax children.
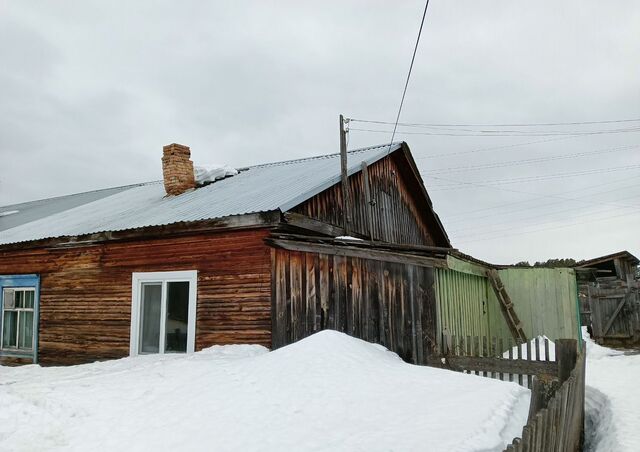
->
<box><xmin>165</xmin><ymin>281</ymin><xmax>190</xmax><ymax>353</ymax></box>
<box><xmin>139</xmin><ymin>283</ymin><xmax>162</xmax><ymax>354</ymax></box>
<box><xmin>24</xmin><ymin>291</ymin><xmax>34</xmax><ymax>309</ymax></box>
<box><xmin>132</xmin><ymin>272</ymin><xmax>196</xmax><ymax>356</ymax></box>
<box><xmin>2</xmin><ymin>311</ymin><xmax>17</xmax><ymax>348</ymax></box>
<box><xmin>1</xmin><ymin>288</ymin><xmax>36</xmax><ymax>351</ymax></box>
<box><xmin>18</xmin><ymin>311</ymin><xmax>33</xmax><ymax>349</ymax></box>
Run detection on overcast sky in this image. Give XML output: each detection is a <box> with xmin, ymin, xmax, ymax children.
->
<box><xmin>1</xmin><ymin>1</ymin><xmax>638</xmax><ymax>263</ymax></box>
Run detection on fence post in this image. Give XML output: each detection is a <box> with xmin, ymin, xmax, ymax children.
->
<box><xmin>527</xmin><ymin>376</ymin><xmax>559</xmax><ymax>423</ymax></box>
<box><xmin>556</xmin><ymin>339</ymin><xmax>577</xmax><ymax>384</ymax></box>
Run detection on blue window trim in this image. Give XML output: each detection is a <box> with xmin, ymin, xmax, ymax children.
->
<box><xmin>0</xmin><ymin>274</ymin><xmax>40</xmax><ymax>364</ymax></box>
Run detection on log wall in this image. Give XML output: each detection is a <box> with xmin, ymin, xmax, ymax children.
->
<box><xmin>271</xmin><ymin>247</ymin><xmax>438</xmax><ymax>364</ymax></box>
<box><xmin>293</xmin><ymin>153</ymin><xmax>444</xmax><ymax>246</ymax></box>
<box><xmin>0</xmin><ymin>229</ymin><xmax>272</xmax><ymax>365</ymax></box>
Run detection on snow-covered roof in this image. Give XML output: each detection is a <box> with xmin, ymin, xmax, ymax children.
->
<box><xmin>0</xmin><ymin>144</ymin><xmax>403</xmax><ymax>246</ymax></box>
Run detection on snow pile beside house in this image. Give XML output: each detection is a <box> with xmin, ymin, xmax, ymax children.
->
<box><xmin>194</xmin><ymin>164</ymin><xmax>238</xmax><ymax>184</ymax></box>
<box><xmin>0</xmin><ymin>331</ymin><xmax>530</xmax><ymax>452</ymax></box>
<box><xmin>583</xmin><ymin>327</ymin><xmax>640</xmax><ymax>452</ymax></box>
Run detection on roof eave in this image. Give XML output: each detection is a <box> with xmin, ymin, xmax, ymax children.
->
<box><xmin>0</xmin><ymin>211</ymin><xmax>281</xmax><ymax>251</ymax></box>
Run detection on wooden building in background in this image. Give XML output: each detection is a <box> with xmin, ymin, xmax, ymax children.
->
<box><xmin>577</xmin><ymin>251</ymin><xmax>640</xmax><ymax>346</ymax></box>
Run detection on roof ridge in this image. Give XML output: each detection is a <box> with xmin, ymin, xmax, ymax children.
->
<box><xmin>246</xmin><ymin>143</ymin><xmax>402</xmax><ymax>169</ymax></box>
<box><xmin>0</xmin><ymin>142</ymin><xmax>404</xmax><ymax>209</ymax></box>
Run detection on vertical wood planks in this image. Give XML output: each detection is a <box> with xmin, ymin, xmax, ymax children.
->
<box><xmin>526</xmin><ymin>340</ymin><xmax>532</xmax><ymax>388</ymax></box>
<box><xmin>501</xmin><ymin>340</ymin><xmax>585</xmax><ymax>452</ymax></box>
<box><xmin>292</xmin><ymin>152</ymin><xmax>442</xmax><ymax>246</ymax></box>
<box><xmin>271</xmin><ymin>248</ymin><xmax>438</xmax><ymax>364</ymax></box>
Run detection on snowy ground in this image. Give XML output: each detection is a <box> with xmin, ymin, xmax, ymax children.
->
<box><xmin>583</xmin><ymin>327</ymin><xmax>640</xmax><ymax>452</ymax></box>
<box><xmin>0</xmin><ymin>331</ymin><xmax>530</xmax><ymax>452</ymax></box>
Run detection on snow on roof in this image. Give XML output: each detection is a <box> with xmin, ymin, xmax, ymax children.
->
<box><xmin>0</xmin><ymin>144</ymin><xmax>402</xmax><ymax>246</ymax></box>
<box><xmin>0</xmin><ymin>329</ymin><xmax>529</xmax><ymax>451</ymax></box>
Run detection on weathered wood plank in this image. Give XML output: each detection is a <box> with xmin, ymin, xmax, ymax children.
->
<box><xmin>601</xmin><ymin>296</ymin><xmax>628</xmax><ymax>336</ymax></box>
<box><xmin>282</xmin><ymin>212</ymin><xmax>347</xmax><ymax>238</ymax></box>
<box><xmin>444</xmin><ymin>356</ymin><xmax>558</xmax><ymax>377</ymax></box>
<box><xmin>360</xmin><ymin>161</ymin><xmax>376</xmax><ymax>241</ymax></box>
<box><xmin>291</xmin><ymin>149</ymin><xmax>449</xmax><ymax>247</ymax></box>
<box><xmin>0</xmin><ymin>229</ymin><xmax>273</xmax><ymax>366</ymax></box>
<box><xmin>266</xmin><ymin>238</ymin><xmax>448</xmax><ymax>269</ymax></box>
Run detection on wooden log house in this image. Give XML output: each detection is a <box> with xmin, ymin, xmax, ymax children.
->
<box><xmin>0</xmin><ymin>142</ymin><xmax>456</xmax><ymax>366</ymax></box>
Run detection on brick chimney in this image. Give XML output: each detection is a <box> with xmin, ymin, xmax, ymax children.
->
<box><xmin>162</xmin><ymin>143</ymin><xmax>196</xmax><ymax>196</ymax></box>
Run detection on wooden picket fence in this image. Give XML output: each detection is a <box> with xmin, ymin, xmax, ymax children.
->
<box><xmin>504</xmin><ymin>340</ymin><xmax>586</xmax><ymax>452</ymax></box>
<box><xmin>434</xmin><ymin>334</ymin><xmax>586</xmax><ymax>452</ymax></box>
<box><xmin>439</xmin><ymin>334</ymin><xmax>558</xmax><ymax>388</ymax></box>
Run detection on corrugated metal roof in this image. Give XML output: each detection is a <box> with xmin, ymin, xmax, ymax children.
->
<box><xmin>0</xmin><ymin>184</ymin><xmax>140</xmax><ymax>232</ymax></box>
<box><xmin>0</xmin><ymin>143</ymin><xmax>402</xmax><ymax>246</ymax></box>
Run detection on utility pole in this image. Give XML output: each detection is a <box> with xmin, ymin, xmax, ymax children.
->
<box><xmin>339</xmin><ymin>114</ymin><xmax>352</xmax><ymax>235</ymax></box>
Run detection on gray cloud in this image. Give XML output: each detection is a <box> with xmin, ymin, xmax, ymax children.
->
<box><xmin>1</xmin><ymin>0</ymin><xmax>638</xmax><ymax>263</ymax></box>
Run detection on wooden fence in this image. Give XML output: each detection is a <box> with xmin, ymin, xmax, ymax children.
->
<box><xmin>504</xmin><ymin>340</ymin><xmax>586</xmax><ymax>452</ymax></box>
<box><xmin>439</xmin><ymin>334</ymin><xmax>558</xmax><ymax>388</ymax></box>
<box><xmin>434</xmin><ymin>335</ymin><xmax>585</xmax><ymax>451</ymax></box>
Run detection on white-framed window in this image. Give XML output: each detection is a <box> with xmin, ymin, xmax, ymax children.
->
<box><xmin>130</xmin><ymin>271</ymin><xmax>197</xmax><ymax>356</ymax></box>
<box><xmin>1</xmin><ymin>287</ymin><xmax>36</xmax><ymax>351</ymax></box>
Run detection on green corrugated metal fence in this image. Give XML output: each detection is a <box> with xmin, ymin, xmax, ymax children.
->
<box><xmin>487</xmin><ymin>267</ymin><xmax>580</xmax><ymax>343</ymax></box>
<box><xmin>434</xmin><ymin>268</ymin><xmax>490</xmax><ymax>347</ymax></box>
<box><xmin>434</xmin><ymin>258</ymin><xmax>580</xmax><ymax>351</ymax></box>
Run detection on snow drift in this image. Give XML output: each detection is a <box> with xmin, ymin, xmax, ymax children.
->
<box><xmin>503</xmin><ymin>335</ymin><xmax>555</xmax><ymax>361</ymax></box>
<box><xmin>0</xmin><ymin>330</ymin><xmax>530</xmax><ymax>452</ymax></box>
<box><xmin>582</xmin><ymin>327</ymin><xmax>640</xmax><ymax>452</ymax></box>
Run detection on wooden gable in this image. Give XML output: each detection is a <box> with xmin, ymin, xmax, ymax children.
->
<box><xmin>290</xmin><ymin>143</ymin><xmax>450</xmax><ymax>247</ymax></box>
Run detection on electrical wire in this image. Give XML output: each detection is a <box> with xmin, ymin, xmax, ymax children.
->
<box><xmin>448</xmin><ymin>191</ymin><xmax>640</xmax><ymax>235</ymax></box>
<box><xmin>352</xmin><ymin>126</ymin><xmax>640</xmax><ymax>137</ymax></box>
<box><xmin>441</xmin><ymin>172</ymin><xmax>640</xmax><ymax>219</ymax></box>
<box><xmin>422</xmin><ymin>173</ymin><xmax>640</xmax><ymax>210</ymax></box>
<box><xmin>454</xmin><ymin>210</ymin><xmax>640</xmax><ymax>245</ymax></box>
<box><xmin>421</xmin><ymin>144</ymin><xmax>639</xmax><ymax>174</ymax></box>
<box><xmin>425</xmin><ymin>164</ymin><xmax>640</xmax><ymax>188</ymax></box>
<box><xmin>443</xmin><ymin>181</ymin><xmax>640</xmax><ymax>225</ymax></box>
<box><xmin>418</xmin><ymin>135</ymin><xmax>580</xmax><ymax>159</ymax></box>
<box><xmin>350</xmin><ymin>117</ymin><xmax>640</xmax><ymax>128</ymax></box>
<box><xmin>386</xmin><ymin>0</ymin><xmax>430</xmax><ymax>154</ymax></box>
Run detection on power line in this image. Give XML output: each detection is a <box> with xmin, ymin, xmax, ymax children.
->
<box><xmin>453</xmin><ymin>205</ymin><xmax>637</xmax><ymax>239</ymax></box>
<box><xmin>443</xmin><ymin>180</ymin><xmax>640</xmax><ymax>225</ymax></box>
<box><xmin>454</xmin><ymin>210</ymin><xmax>640</xmax><ymax>245</ymax></box>
<box><xmin>422</xmin><ymin>173</ymin><xmax>640</xmax><ymax>210</ymax></box>
<box><xmin>421</xmin><ymin>144</ymin><xmax>639</xmax><ymax>174</ymax></box>
<box><xmin>425</xmin><ymin>164</ymin><xmax>640</xmax><ymax>189</ymax></box>
<box><xmin>351</xmin><ymin>126</ymin><xmax>640</xmax><ymax>137</ymax></box>
<box><xmin>419</xmin><ymin>135</ymin><xmax>581</xmax><ymax>159</ymax></box>
<box><xmin>448</xmin><ymin>191</ymin><xmax>640</xmax><ymax>235</ymax></box>
<box><xmin>350</xmin><ymin>117</ymin><xmax>640</xmax><ymax>128</ymax></box>
<box><xmin>386</xmin><ymin>0</ymin><xmax>430</xmax><ymax>154</ymax></box>
<box><xmin>436</xmin><ymin>172</ymin><xmax>640</xmax><ymax>219</ymax></box>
